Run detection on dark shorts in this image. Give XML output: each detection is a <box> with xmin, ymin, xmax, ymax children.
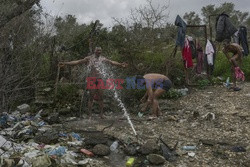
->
<box><xmin>162</xmin><ymin>80</ymin><xmax>172</xmax><ymax>91</ymax></box>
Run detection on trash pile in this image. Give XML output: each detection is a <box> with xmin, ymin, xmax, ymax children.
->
<box><xmin>0</xmin><ymin>104</ymin><xmax>108</xmax><ymax>167</ymax></box>
<box><xmin>1</xmin><ymin>104</ymin><xmax>178</xmax><ymax>167</ymax></box>
<box><xmin>0</xmin><ymin>103</ymin><xmax>194</xmax><ymax>167</ymax></box>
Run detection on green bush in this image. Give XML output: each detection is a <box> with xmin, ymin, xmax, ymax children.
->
<box><xmin>241</xmin><ymin>55</ymin><xmax>250</xmax><ymax>81</ymax></box>
<box><xmin>213</xmin><ymin>52</ymin><xmax>231</xmax><ymax>79</ymax></box>
<box><xmin>198</xmin><ymin>79</ymin><xmax>210</xmax><ymax>89</ymax></box>
<box><xmin>56</xmin><ymin>84</ymin><xmax>79</xmax><ymax>105</ymax></box>
<box><xmin>161</xmin><ymin>88</ymin><xmax>182</xmax><ymax>99</ymax></box>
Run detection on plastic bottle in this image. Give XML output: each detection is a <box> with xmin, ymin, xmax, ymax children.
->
<box><xmin>110</xmin><ymin>141</ymin><xmax>119</xmax><ymax>151</ymax></box>
<box><xmin>226</xmin><ymin>77</ymin><xmax>230</xmax><ymax>88</ymax></box>
<box><xmin>182</xmin><ymin>146</ymin><xmax>196</xmax><ymax>151</ymax></box>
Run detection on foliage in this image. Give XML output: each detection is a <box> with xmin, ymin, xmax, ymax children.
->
<box><xmin>161</xmin><ymin>88</ymin><xmax>182</xmax><ymax>99</ymax></box>
<box><xmin>213</xmin><ymin>52</ymin><xmax>231</xmax><ymax>78</ymax></box>
<box><xmin>198</xmin><ymin>79</ymin><xmax>211</xmax><ymax>89</ymax></box>
<box><xmin>183</xmin><ymin>11</ymin><xmax>202</xmax><ymax>25</ymax></box>
<box><xmin>55</xmin><ymin>84</ymin><xmax>79</xmax><ymax>105</ymax></box>
<box><xmin>241</xmin><ymin>55</ymin><xmax>250</xmax><ymax>81</ymax></box>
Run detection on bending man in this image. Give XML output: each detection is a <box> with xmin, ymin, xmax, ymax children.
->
<box><xmin>137</xmin><ymin>73</ymin><xmax>172</xmax><ymax>117</ymax></box>
<box><xmin>222</xmin><ymin>42</ymin><xmax>244</xmax><ymax>91</ymax></box>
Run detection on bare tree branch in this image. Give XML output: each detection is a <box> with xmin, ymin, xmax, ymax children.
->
<box><xmin>0</xmin><ymin>0</ymin><xmax>40</xmax><ymax>29</ymax></box>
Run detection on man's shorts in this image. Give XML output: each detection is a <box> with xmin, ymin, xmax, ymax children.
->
<box><xmin>162</xmin><ymin>80</ymin><xmax>172</xmax><ymax>91</ymax></box>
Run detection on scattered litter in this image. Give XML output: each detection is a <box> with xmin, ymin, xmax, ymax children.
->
<box><xmin>48</xmin><ymin>146</ymin><xmax>67</xmax><ymax>156</ymax></box>
<box><xmin>159</xmin><ymin>136</ymin><xmax>178</xmax><ymax>162</ymax></box>
<box><xmin>138</xmin><ymin>112</ymin><xmax>143</xmax><ymax>118</ymax></box>
<box><xmin>188</xmin><ymin>152</ymin><xmax>195</xmax><ymax>157</ymax></box>
<box><xmin>80</xmin><ymin>148</ymin><xmax>94</xmax><ymax>157</ymax></box>
<box><xmin>78</xmin><ymin>158</ymin><xmax>93</xmax><ymax>165</ymax></box>
<box><xmin>182</xmin><ymin>146</ymin><xmax>196</xmax><ymax>151</ymax></box>
<box><xmin>17</xmin><ymin>104</ymin><xmax>31</xmax><ymax>113</ymax></box>
<box><xmin>70</xmin><ymin>132</ymin><xmax>81</xmax><ymax>141</ymax></box>
<box><xmin>231</xmin><ymin>146</ymin><xmax>246</xmax><ymax>152</ymax></box>
<box><xmin>126</xmin><ymin>157</ymin><xmax>135</xmax><ymax>167</ymax></box>
<box><xmin>176</xmin><ymin>88</ymin><xmax>188</xmax><ymax>96</ymax></box>
<box><xmin>110</xmin><ymin>140</ymin><xmax>119</xmax><ymax>152</ymax></box>
<box><xmin>60</xmin><ymin>152</ymin><xmax>78</xmax><ymax>165</ymax></box>
<box><xmin>203</xmin><ymin>112</ymin><xmax>215</xmax><ymax>120</ymax></box>
<box><xmin>31</xmin><ymin>154</ymin><xmax>51</xmax><ymax>167</ymax></box>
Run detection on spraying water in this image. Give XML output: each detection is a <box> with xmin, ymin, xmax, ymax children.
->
<box><xmin>86</xmin><ymin>56</ymin><xmax>137</xmax><ymax>136</ymax></box>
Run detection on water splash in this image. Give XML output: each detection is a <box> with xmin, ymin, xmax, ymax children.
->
<box><xmin>86</xmin><ymin>56</ymin><xmax>137</xmax><ymax>136</ymax></box>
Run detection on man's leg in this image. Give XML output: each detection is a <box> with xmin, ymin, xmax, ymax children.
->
<box><xmin>184</xmin><ymin>67</ymin><xmax>190</xmax><ymax>85</ymax></box>
<box><xmin>152</xmin><ymin>99</ymin><xmax>159</xmax><ymax>117</ymax></box>
<box><xmin>97</xmin><ymin>89</ymin><xmax>104</xmax><ymax>118</ymax></box>
<box><xmin>88</xmin><ymin>90</ymin><xmax>95</xmax><ymax>118</ymax></box>
<box><xmin>140</xmin><ymin>90</ymin><xmax>148</xmax><ymax>103</ymax></box>
<box><xmin>230</xmin><ymin>54</ymin><xmax>239</xmax><ymax>68</ymax></box>
<box><xmin>231</xmin><ymin>66</ymin><xmax>236</xmax><ymax>88</ymax></box>
<box><xmin>152</xmin><ymin>89</ymin><xmax>166</xmax><ymax>117</ymax></box>
<box><xmin>230</xmin><ymin>54</ymin><xmax>239</xmax><ymax>89</ymax></box>
<box><xmin>141</xmin><ymin>88</ymin><xmax>153</xmax><ymax>113</ymax></box>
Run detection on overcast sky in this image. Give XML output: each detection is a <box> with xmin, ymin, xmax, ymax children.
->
<box><xmin>41</xmin><ymin>0</ymin><xmax>250</xmax><ymax>27</ymax></box>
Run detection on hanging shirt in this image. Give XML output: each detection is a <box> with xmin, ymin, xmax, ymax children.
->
<box><xmin>238</xmin><ymin>26</ymin><xmax>249</xmax><ymax>56</ymax></box>
<box><xmin>233</xmin><ymin>30</ymin><xmax>239</xmax><ymax>44</ymax></box>
<box><xmin>182</xmin><ymin>38</ymin><xmax>193</xmax><ymax>68</ymax></box>
<box><xmin>175</xmin><ymin>15</ymin><xmax>187</xmax><ymax>48</ymax></box>
<box><xmin>205</xmin><ymin>40</ymin><xmax>214</xmax><ymax>65</ymax></box>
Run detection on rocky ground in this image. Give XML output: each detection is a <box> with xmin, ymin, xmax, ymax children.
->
<box><xmin>0</xmin><ymin>82</ymin><xmax>249</xmax><ymax>167</ymax></box>
<box><xmin>65</xmin><ymin>82</ymin><xmax>250</xmax><ymax>167</ymax></box>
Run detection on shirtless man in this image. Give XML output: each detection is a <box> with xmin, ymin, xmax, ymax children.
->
<box><xmin>137</xmin><ymin>73</ymin><xmax>172</xmax><ymax>117</ymax></box>
<box><xmin>59</xmin><ymin>47</ymin><xmax>128</xmax><ymax>118</ymax></box>
<box><xmin>222</xmin><ymin>42</ymin><xmax>244</xmax><ymax>91</ymax></box>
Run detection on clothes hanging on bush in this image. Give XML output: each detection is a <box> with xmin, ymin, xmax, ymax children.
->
<box><xmin>205</xmin><ymin>40</ymin><xmax>214</xmax><ymax>65</ymax></box>
<box><xmin>182</xmin><ymin>38</ymin><xmax>193</xmax><ymax>68</ymax></box>
<box><xmin>233</xmin><ymin>30</ymin><xmax>239</xmax><ymax>44</ymax></box>
<box><xmin>238</xmin><ymin>26</ymin><xmax>249</xmax><ymax>56</ymax></box>
<box><xmin>195</xmin><ymin>41</ymin><xmax>204</xmax><ymax>74</ymax></box>
<box><xmin>215</xmin><ymin>13</ymin><xmax>237</xmax><ymax>42</ymax></box>
<box><xmin>188</xmin><ymin>37</ymin><xmax>197</xmax><ymax>59</ymax></box>
<box><xmin>175</xmin><ymin>15</ymin><xmax>187</xmax><ymax>48</ymax></box>
<box><xmin>210</xmin><ymin>41</ymin><xmax>217</xmax><ymax>73</ymax></box>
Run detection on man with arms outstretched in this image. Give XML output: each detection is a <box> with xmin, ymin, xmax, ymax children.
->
<box><xmin>59</xmin><ymin>47</ymin><xmax>127</xmax><ymax>118</ymax></box>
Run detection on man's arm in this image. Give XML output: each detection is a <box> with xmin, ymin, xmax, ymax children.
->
<box><xmin>222</xmin><ymin>47</ymin><xmax>232</xmax><ymax>62</ymax></box>
<box><xmin>103</xmin><ymin>58</ymin><xmax>128</xmax><ymax>68</ymax></box>
<box><xmin>59</xmin><ymin>56</ymin><xmax>89</xmax><ymax>67</ymax></box>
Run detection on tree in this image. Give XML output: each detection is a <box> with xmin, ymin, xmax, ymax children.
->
<box><xmin>183</xmin><ymin>11</ymin><xmax>201</xmax><ymax>25</ymax></box>
<box><xmin>111</xmin><ymin>0</ymin><xmax>171</xmax><ymax>73</ymax></box>
<box><xmin>0</xmin><ymin>1</ymin><xmax>44</xmax><ymax>111</ymax></box>
<box><xmin>0</xmin><ymin>0</ymin><xmax>40</xmax><ymax>29</ymax></box>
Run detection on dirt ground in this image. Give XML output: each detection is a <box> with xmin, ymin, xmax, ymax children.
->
<box><xmin>65</xmin><ymin>82</ymin><xmax>250</xmax><ymax>167</ymax></box>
